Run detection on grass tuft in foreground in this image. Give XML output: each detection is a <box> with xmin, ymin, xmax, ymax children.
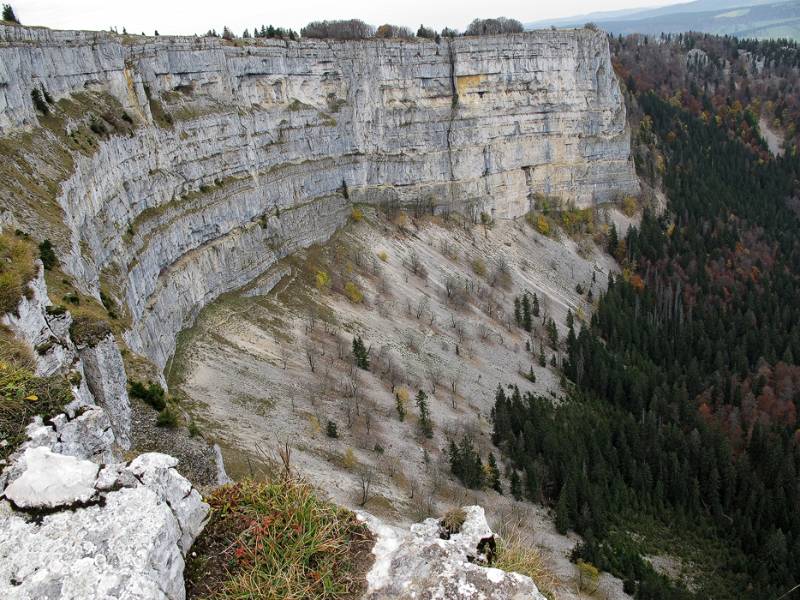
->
<box><xmin>0</xmin><ymin>360</ymin><xmax>73</xmax><ymax>461</ymax></box>
<box><xmin>186</xmin><ymin>477</ymin><xmax>374</xmax><ymax>600</ymax></box>
<box><xmin>493</xmin><ymin>525</ymin><xmax>559</xmax><ymax>600</ymax></box>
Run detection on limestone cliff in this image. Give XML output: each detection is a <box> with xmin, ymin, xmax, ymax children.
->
<box><xmin>0</xmin><ymin>25</ymin><xmax>637</xmax><ymax>370</ymax></box>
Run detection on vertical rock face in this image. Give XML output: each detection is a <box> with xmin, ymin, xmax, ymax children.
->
<box><xmin>0</xmin><ymin>24</ymin><xmax>637</xmax><ymax>370</ymax></box>
<box><xmin>0</xmin><ymin>265</ymin><xmax>130</xmax><ymax>451</ymax></box>
<box><xmin>77</xmin><ymin>336</ymin><xmax>132</xmax><ymax>449</ymax></box>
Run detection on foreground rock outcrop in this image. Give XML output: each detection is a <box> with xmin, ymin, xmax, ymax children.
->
<box><xmin>1</xmin><ymin>24</ymin><xmax>638</xmax><ymax>370</ymax></box>
<box><xmin>362</xmin><ymin>506</ymin><xmax>547</xmax><ymax>599</ymax></box>
<box><xmin>0</xmin><ymin>449</ymin><xmax>208</xmax><ymax>600</ymax></box>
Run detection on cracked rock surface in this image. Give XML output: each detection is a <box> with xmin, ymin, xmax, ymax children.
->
<box><xmin>361</xmin><ymin>505</ymin><xmax>547</xmax><ymax>599</ymax></box>
<box><xmin>0</xmin><ymin>450</ymin><xmax>208</xmax><ymax>600</ymax></box>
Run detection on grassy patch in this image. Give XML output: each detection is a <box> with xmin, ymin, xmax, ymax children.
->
<box><xmin>69</xmin><ymin>315</ymin><xmax>111</xmax><ymax>347</ymax></box>
<box><xmin>0</xmin><ymin>362</ymin><xmax>73</xmax><ymax>461</ymax></box>
<box><xmin>185</xmin><ymin>477</ymin><xmax>374</xmax><ymax>600</ymax></box>
<box><xmin>0</xmin><ymin>231</ymin><xmax>37</xmax><ymax>315</ymax></box>
<box><xmin>494</xmin><ymin>526</ymin><xmax>559</xmax><ymax>600</ymax></box>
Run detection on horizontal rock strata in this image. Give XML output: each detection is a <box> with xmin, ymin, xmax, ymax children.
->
<box><xmin>0</xmin><ymin>25</ymin><xmax>638</xmax><ymax>369</ymax></box>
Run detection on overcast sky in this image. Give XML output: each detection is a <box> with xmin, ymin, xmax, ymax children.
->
<box><xmin>11</xmin><ymin>0</ymin><xmax>679</xmax><ymax>36</ymax></box>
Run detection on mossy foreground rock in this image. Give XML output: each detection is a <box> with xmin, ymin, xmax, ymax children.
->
<box><xmin>362</xmin><ymin>505</ymin><xmax>547</xmax><ymax>599</ymax></box>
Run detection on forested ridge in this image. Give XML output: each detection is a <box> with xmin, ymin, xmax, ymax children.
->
<box><xmin>492</xmin><ymin>35</ymin><xmax>800</xmax><ymax>599</ymax></box>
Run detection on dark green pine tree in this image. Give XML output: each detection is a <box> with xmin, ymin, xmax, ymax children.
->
<box><xmin>352</xmin><ymin>336</ymin><xmax>370</xmax><ymax>370</ymax></box>
<box><xmin>555</xmin><ymin>484</ymin><xmax>571</xmax><ymax>534</ymax></box>
<box><xmin>538</xmin><ymin>343</ymin><xmax>546</xmax><ymax>367</ymax></box>
<box><xmin>547</xmin><ymin>318</ymin><xmax>558</xmax><ymax>348</ymax></box>
<box><xmin>521</xmin><ymin>294</ymin><xmax>532</xmax><ymax>332</ymax></box>
<box><xmin>510</xmin><ymin>470</ymin><xmax>522</xmax><ymax>500</ymax></box>
<box><xmin>416</xmin><ymin>390</ymin><xmax>433</xmax><ymax>438</ymax></box>
<box><xmin>2</xmin><ymin>4</ymin><xmax>20</xmax><ymax>23</ymax></box>
<box><xmin>514</xmin><ymin>296</ymin><xmax>521</xmax><ymax>326</ymax></box>
<box><xmin>488</xmin><ymin>453</ymin><xmax>503</xmax><ymax>493</ymax></box>
<box><xmin>532</xmin><ymin>292</ymin><xmax>540</xmax><ymax>317</ymax></box>
<box><xmin>524</xmin><ymin>464</ymin><xmax>540</xmax><ymax>502</ymax></box>
<box><xmin>607</xmin><ymin>222</ymin><xmax>618</xmax><ymax>256</ymax></box>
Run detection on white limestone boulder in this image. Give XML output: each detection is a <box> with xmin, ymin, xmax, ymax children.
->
<box><xmin>362</xmin><ymin>505</ymin><xmax>547</xmax><ymax>600</ymax></box>
<box><xmin>3</xmin><ymin>447</ymin><xmax>99</xmax><ymax>509</ymax></box>
<box><xmin>0</xmin><ymin>451</ymin><xmax>209</xmax><ymax>600</ymax></box>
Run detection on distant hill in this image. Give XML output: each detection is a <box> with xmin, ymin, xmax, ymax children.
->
<box><xmin>527</xmin><ymin>0</ymin><xmax>800</xmax><ymax>39</ymax></box>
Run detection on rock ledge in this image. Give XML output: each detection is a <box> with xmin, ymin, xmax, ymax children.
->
<box><xmin>0</xmin><ymin>449</ymin><xmax>208</xmax><ymax>600</ymax></box>
<box><xmin>361</xmin><ymin>505</ymin><xmax>547</xmax><ymax>599</ymax></box>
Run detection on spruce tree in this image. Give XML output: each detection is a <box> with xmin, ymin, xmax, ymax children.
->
<box><xmin>555</xmin><ymin>484</ymin><xmax>571</xmax><ymax>533</ymax></box>
<box><xmin>532</xmin><ymin>292</ymin><xmax>540</xmax><ymax>317</ymax></box>
<box><xmin>352</xmin><ymin>336</ymin><xmax>369</xmax><ymax>370</ymax></box>
<box><xmin>2</xmin><ymin>4</ymin><xmax>19</xmax><ymax>23</ymax></box>
<box><xmin>488</xmin><ymin>453</ymin><xmax>502</xmax><ymax>493</ymax></box>
<box><xmin>416</xmin><ymin>390</ymin><xmax>433</xmax><ymax>438</ymax></box>
<box><xmin>510</xmin><ymin>470</ymin><xmax>522</xmax><ymax>500</ymax></box>
<box><xmin>547</xmin><ymin>318</ymin><xmax>558</xmax><ymax>348</ymax></box>
<box><xmin>521</xmin><ymin>294</ymin><xmax>532</xmax><ymax>332</ymax></box>
<box><xmin>607</xmin><ymin>222</ymin><xmax>618</xmax><ymax>256</ymax></box>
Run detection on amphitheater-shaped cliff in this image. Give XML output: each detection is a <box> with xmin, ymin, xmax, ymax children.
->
<box><xmin>0</xmin><ymin>24</ymin><xmax>637</xmax><ymax>371</ymax></box>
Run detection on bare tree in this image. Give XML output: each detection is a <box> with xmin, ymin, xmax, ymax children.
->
<box><xmin>357</xmin><ymin>465</ymin><xmax>374</xmax><ymax>506</ymax></box>
<box><xmin>416</xmin><ymin>295</ymin><xmax>431</xmax><ymax>320</ymax></box>
<box><xmin>454</xmin><ymin>320</ymin><xmax>467</xmax><ymax>344</ymax></box>
<box><xmin>425</xmin><ymin>357</ymin><xmax>443</xmax><ymax>394</ymax></box>
<box><xmin>449</xmin><ymin>365</ymin><xmax>462</xmax><ymax>403</ymax></box>
<box><xmin>276</xmin><ymin>339</ymin><xmax>289</xmax><ymax>370</ymax></box>
<box><xmin>408</xmin><ymin>251</ymin><xmax>428</xmax><ymax>279</ymax></box>
<box><xmin>404</xmin><ymin>329</ymin><xmax>420</xmax><ymax>352</ymax></box>
<box><xmin>382</xmin><ymin>351</ymin><xmax>404</xmax><ymax>393</ymax></box>
<box><xmin>301</xmin><ymin>19</ymin><xmax>375</xmax><ymax>39</ymax></box>
<box><xmin>304</xmin><ymin>343</ymin><xmax>317</xmax><ymax>373</ymax></box>
<box><xmin>443</xmin><ymin>274</ymin><xmax>458</xmax><ymax>301</ymax></box>
<box><xmin>485</xmin><ymin>292</ymin><xmax>501</xmax><ymax>319</ymax></box>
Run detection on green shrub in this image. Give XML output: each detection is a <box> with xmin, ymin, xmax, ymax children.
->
<box><xmin>156</xmin><ymin>406</ymin><xmax>178</xmax><ymax>428</ymax></box>
<box><xmin>0</xmin><ymin>233</ymin><xmax>37</xmax><ymax>315</ymax></box>
<box><xmin>326</xmin><ymin>420</ymin><xmax>339</xmax><ymax>438</ymax></box>
<box><xmin>63</xmin><ymin>292</ymin><xmax>80</xmax><ymax>305</ymax></box>
<box><xmin>0</xmin><ymin>364</ymin><xmax>73</xmax><ymax>461</ymax></box>
<box><xmin>38</xmin><ymin>239</ymin><xmax>57</xmax><ymax>270</ymax></box>
<box><xmin>69</xmin><ymin>316</ymin><xmax>111</xmax><ymax>347</ymax></box>
<box><xmin>129</xmin><ymin>380</ymin><xmax>167</xmax><ymax>411</ymax></box>
<box><xmin>31</xmin><ymin>88</ymin><xmax>49</xmax><ymax>114</ymax></box>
